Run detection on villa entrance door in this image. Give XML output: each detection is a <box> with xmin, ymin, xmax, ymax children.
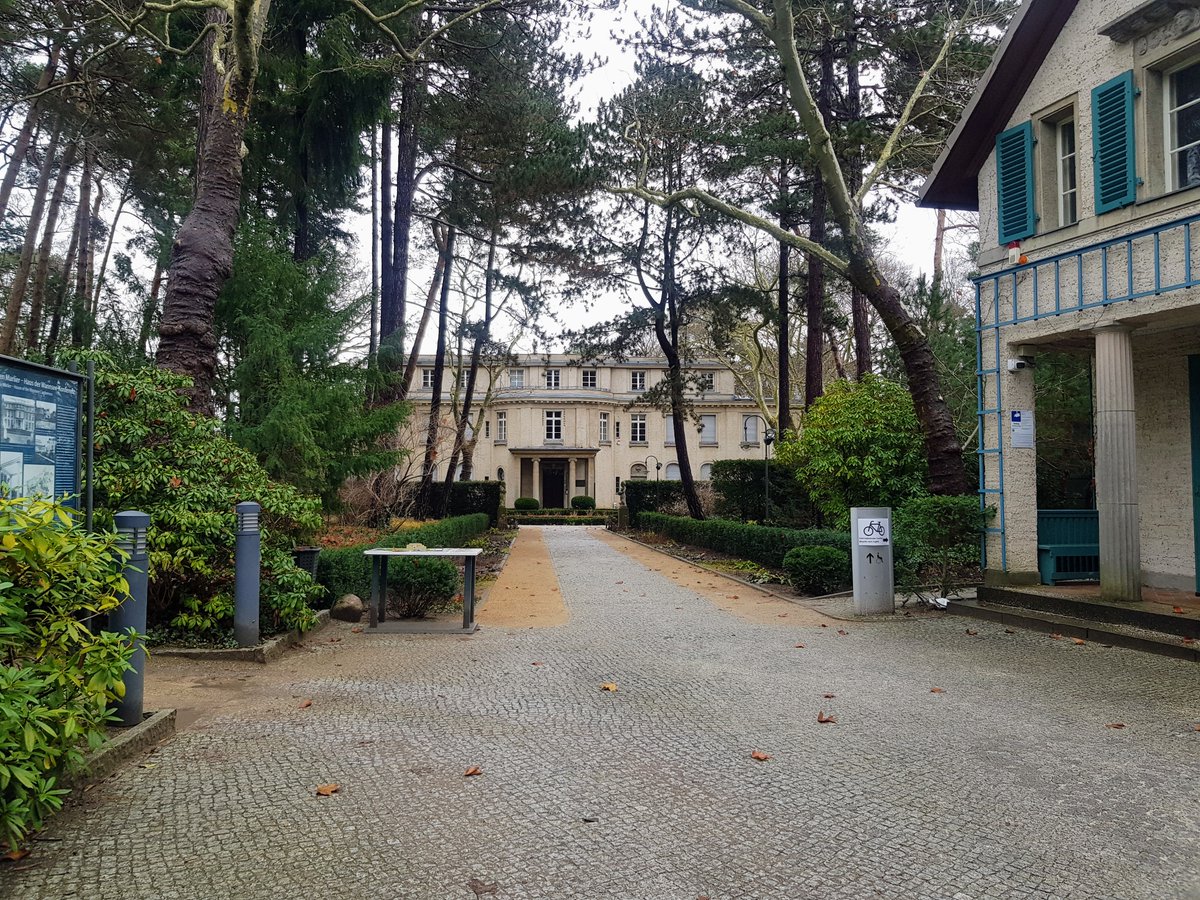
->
<box><xmin>541</xmin><ymin>460</ymin><xmax>566</xmax><ymax>508</ymax></box>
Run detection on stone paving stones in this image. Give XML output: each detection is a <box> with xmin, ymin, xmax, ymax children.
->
<box><xmin>6</xmin><ymin>526</ymin><xmax>1200</xmax><ymax>899</ymax></box>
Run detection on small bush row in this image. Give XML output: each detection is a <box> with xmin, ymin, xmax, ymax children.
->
<box><xmin>636</xmin><ymin>512</ymin><xmax>849</xmax><ymax>568</ymax></box>
<box><xmin>510</xmin><ymin>515</ymin><xmax>607</xmax><ymax>525</ymax></box>
<box><xmin>315</xmin><ymin>513</ymin><xmax>491</xmax><ymax>603</ymax></box>
<box><xmin>783</xmin><ymin>546</ymin><xmax>850</xmax><ymax>595</ymax></box>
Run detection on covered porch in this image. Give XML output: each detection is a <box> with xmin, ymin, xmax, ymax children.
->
<box><xmin>509</xmin><ymin>449</ymin><xmax>598</xmax><ymax>509</ymax></box>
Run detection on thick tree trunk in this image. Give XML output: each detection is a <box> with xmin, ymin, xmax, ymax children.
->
<box><xmin>69</xmin><ymin>148</ymin><xmax>94</xmax><ymax>347</ymax></box>
<box><xmin>0</xmin><ymin>45</ymin><xmax>59</xmax><ymax>225</ymax></box>
<box><xmin>777</xmin><ymin>157</ymin><xmax>791</xmax><ymax>431</ymax></box>
<box><xmin>83</xmin><ymin>176</ymin><xmax>103</xmax><ymax>344</ymax></box>
<box><xmin>1</xmin><ymin>120</ymin><xmax>62</xmax><ymax>354</ymax></box>
<box><xmin>933</xmin><ymin>207</ymin><xmax>947</xmax><ymax>285</ymax></box>
<box><xmin>804</xmin><ymin>37</ymin><xmax>834</xmax><ymax>409</ymax></box>
<box><xmin>379</xmin><ymin>122</ymin><xmax>393</xmax><ymax>342</ymax></box>
<box><xmin>25</xmin><ymin>139</ymin><xmax>77</xmax><ymax>351</ymax></box>
<box><xmin>418</xmin><ymin>222</ymin><xmax>456</xmax><ymax>514</ymax></box>
<box><xmin>844</xmin><ymin>4</ymin><xmax>872</xmax><ymax>378</ymax></box>
<box><xmin>157</xmin><ymin>0</ymin><xmax>270</xmax><ymax>414</ymax></box>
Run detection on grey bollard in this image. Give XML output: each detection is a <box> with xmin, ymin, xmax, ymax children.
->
<box><xmin>851</xmin><ymin>506</ymin><xmax>895</xmax><ymax>615</ymax></box>
<box><xmin>234</xmin><ymin>501</ymin><xmax>261</xmax><ymax>648</ymax></box>
<box><xmin>110</xmin><ymin>510</ymin><xmax>151</xmax><ymax>727</ymax></box>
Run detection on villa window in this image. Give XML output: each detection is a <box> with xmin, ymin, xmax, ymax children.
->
<box><xmin>484</xmin><ymin>420</ymin><xmax>490</xmax><ymax>439</ymax></box>
<box><xmin>544</xmin><ymin>368</ymin><xmax>561</xmax><ymax>389</ymax></box>
<box><xmin>583</xmin><ymin>369</ymin><xmax>597</xmax><ymax>388</ymax></box>
<box><xmin>1057</xmin><ymin>118</ymin><xmax>1078</xmax><ymax>226</ymax></box>
<box><xmin>1168</xmin><ymin>60</ymin><xmax>1200</xmax><ymax>190</ymax></box>
<box><xmin>630</xmin><ymin>414</ymin><xmax>646</xmax><ymax>444</ymax></box>
<box><xmin>742</xmin><ymin>415</ymin><xmax>759</xmax><ymax>444</ymax></box>
<box><xmin>665</xmin><ymin>463</ymin><xmax>681</xmax><ymax>479</ymax></box>
<box><xmin>698</xmin><ymin>372</ymin><xmax>714</xmax><ymax>391</ymax></box>
<box><xmin>421</xmin><ymin>368</ymin><xmax>435</xmax><ymax>389</ymax></box>
<box><xmin>508</xmin><ymin>369</ymin><xmax>525</xmax><ymax>388</ymax></box>
<box><xmin>699</xmin><ymin>414</ymin><xmax>717</xmax><ymax>446</ymax></box>
<box><xmin>599</xmin><ymin>412</ymin><xmax>610</xmax><ymax>442</ymax></box>
<box><xmin>545</xmin><ymin>409</ymin><xmax>563</xmax><ymax>441</ymax></box>
<box><xmin>664</xmin><ymin>416</ymin><xmax>676</xmax><ymax>446</ymax></box>
<box><xmin>496</xmin><ymin>411</ymin><xmax>507</xmax><ymax>442</ymax></box>
<box><xmin>699</xmin><ymin>463</ymin><xmax>713</xmax><ymax>480</ymax></box>
<box><xmin>631</xmin><ymin>370</ymin><xmax>646</xmax><ymax>391</ymax></box>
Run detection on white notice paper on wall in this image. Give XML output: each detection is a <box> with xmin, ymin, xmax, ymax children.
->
<box><xmin>1010</xmin><ymin>409</ymin><xmax>1035</xmax><ymax>449</ymax></box>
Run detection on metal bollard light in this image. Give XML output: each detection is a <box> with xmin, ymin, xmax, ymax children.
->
<box><xmin>110</xmin><ymin>510</ymin><xmax>151</xmax><ymax>727</ymax></box>
<box><xmin>234</xmin><ymin>502</ymin><xmax>261</xmax><ymax>648</ymax></box>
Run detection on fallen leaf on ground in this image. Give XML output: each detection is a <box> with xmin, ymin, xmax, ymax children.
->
<box><xmin>350</xmin><ymin>626</ymin><xmax>363</xmax><ymax>634</ymax></box>
<box><xmin>823</xmin><ymin>693</ymin><xmax>836</xmax><ymax>699</ymax></box>
<box><xmin>464</xmin><ymin>766</ymin><xmax>483</xmax><ymax>777</ymax></box>
<box><xmin>315</xmin><ymin>783</ymin><xmax>340</xmax><ymax>796</ymax></box>
<box><xmin>1004</xmin><ymin>629</ymin><xmax>1016</xmax><ymax>634</ymax></box>
<box><xmin>1193</xmin><ymin>724</ymin><xmax>1200</xmax><ymax>732</ymax></box>
<box><xmin>794</xmin><ymin>643</ymin><xmax>806</xmax><ymax>648</ymax></box>
<box><xmin>1072</xmin><ymin>638</ymin><xmax>1086</xmax><ymax>646</ymax></box>
<box><xmin>930</xmin><ymin>687</ymin><xmax>945</xmax><ymax>694</ymax></box>
<box><xmin>615</xmin><ymin>580</ymin><xmax>623</xmax><ymax>584</ymax></box>
<box><xmin>836</xmin><ymin>629</ymin><xmax>848</xmax><ymax>636</ymax></box>
<box><xmin>531</xmin><ymin>661</ymin><xmax>543</xmax><ymax>666</ymax></box>
<box><xmin>965</xmin><ymin>629</ymin><xmax>979</xmax><ymax>636</ymax></box>
<box><xmin>298</xmin><ymin>699</ymin><xmax>313</xmax><ymax>709</ymax></box>
<box><xmin>1050</xmin><ymin>633</ymin><xmax>1062</xmax><ymax>640</ymax></box>
<box><xmin>328</xmin><ymin>637</ymin><xmax>341</xmax><ymax>643</ymax></box>
<box><xmin>138</xmin><ymin>763</ymin><xmax>157</xmax><ymax>769</ymax></box>
<box><xmin>1184</xmin><ymin>638</ymin><xmax>1196</xmax><ymax>645</ymax></box>
<box><xmin>1173</xmin><ymin>606</ymin><xmax>1185</xmax><ymax>614</ymax></box>
<box><xmin>750</xmin><ymin>750</ymin><xmax>771</xmax><ymax>761</ymax></box>
<box><xmin>819</xmin><ymin>623</ymin><xmax>828</xmax><ymax>628</ymax></box>
<box><xmin>600</xmin><ymin>682</ymin><xmax>618</xmax><ymax>692</ymax></box>
<box><xmin>4</xmin><ymin>848</ymin><xmax>30</xmax><ymax>862</ymax></box>
<box><xmin>468</xmin><ymin>878</ymin><xmax>498</xmax><ymax>896</ymax></box>
<box><xmin>777</xmin><ymin>613</ymin><xmax>788</xmax><ymax>618</ymax></box>
<box><xmin>817</xmin><ymin>711</ymin><xmax>837</xmax><ymax>724</ymax></box>
<box><xmin>1104</xmin><ymin>723</ymin><xmax>1126</xmax><ymax>729</ymax></box>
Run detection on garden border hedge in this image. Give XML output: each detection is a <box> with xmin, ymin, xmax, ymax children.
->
<box><xmin>635</xmin><ymin>512</ymin><xmax>849</xmax><ymax>568</ymax></box>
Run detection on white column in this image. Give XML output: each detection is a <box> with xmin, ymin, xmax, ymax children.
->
<box><xmin>532</xmin><ymin>457</ymin><xmax>541</xmax><ymax>505</ymax></box>
<box><xmin>1094</xmin><ymin>325</ymin><xmax>1141</xmax><ymax>602</ymax></box>
<box><xmin>568</xmin><ymin>458</ymin><xmax>577</xmax><ymax>503</ymax></box>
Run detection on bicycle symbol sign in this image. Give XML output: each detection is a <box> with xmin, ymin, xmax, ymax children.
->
<box><xmin>857</xmin><ymin>518</ymin><xmax>890</xmax><ymax>546</ymax></box>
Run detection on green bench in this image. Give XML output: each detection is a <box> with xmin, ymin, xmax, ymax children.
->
<box><xmin>1037</xmin><ymin>510</ymin><xmax>1099</xmax><ymax>584</ymax></box>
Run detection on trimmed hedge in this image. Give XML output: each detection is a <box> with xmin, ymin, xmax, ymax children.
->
<box><xmin>623</xmin><ymin>479</ymin><xmax>687</xmax><ymax>518</ymax></box>
<box><xmin>315</xmin><ymin>513</ymin><xmax>490</xmax><ymax>603</ymax></box>
<box><xmin>784</xmin><ymin>546</ymin><xmax>851</xmax><ymax>595</ymax></box>
<box><xmin>514</xmin><ymin>497</ymin><xmax>540</xmax><ymax>510</ymax></box>
<box><xmin>571</xmin><ymin>495</ymin><xmax>596</xmax><ymax>509</ymax></box>
<box><xmin>636</xmin><ymin>512</ymin><xmax>849</xmax><ymax>568</ymax></box>
<box><xmin>387</xmin><ymin>557</ymin><xmax>459</xmax><ymax>618</ymax></box>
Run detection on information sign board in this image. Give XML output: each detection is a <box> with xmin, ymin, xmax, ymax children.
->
<box><xmin>0</xmin><ymin>356</ymin><xmax>83</xmax><ymax>505</ymax></box>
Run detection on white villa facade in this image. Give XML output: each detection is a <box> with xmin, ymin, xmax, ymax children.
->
<box><xmin>921</xmin><ymin>0</ymin><xmax>1200</xmax><ymax>601</ymax></box>
<box><xmin>406</xmin><ymin>355</ymin><xmax>769</xmax><ymax>509</ymax></box>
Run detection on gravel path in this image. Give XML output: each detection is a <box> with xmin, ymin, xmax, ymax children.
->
<box><xmin>7</xmin><ymin>526</ymin><xmax>1200</xmax><ymax>900</ymax></box>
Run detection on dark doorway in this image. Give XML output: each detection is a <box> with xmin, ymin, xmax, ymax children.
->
<box><xmin>541</xmin><ymin>460</ymin><xmax>565</xmax><ymax>508</ymax></box>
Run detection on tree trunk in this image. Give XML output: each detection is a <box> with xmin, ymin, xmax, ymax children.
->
<box><xmin>442</xmin><ymin>230</ymin><xmax>496</xmax><ymax>497</ymax></box>
<box><xmin>1</xmin><ymin>119</ymin><xmax>62</xmax><ymax>354</ymax></box>
<box><xmin>418</xmin><ymin>222</ymin><xmax>456</xmax><ymax>514</ymax></box>
<box><xmin>156</xmin><ymin>0</ymin><xmax>272</xmax><ymax>414</ymax></box>
<box><xmin>400</xmin><ymin>228</ymin><xmax>447</xmax><ymax>398</ymax></box>
<box><xmin>844</xmin><ymin>2</ymin><xmax>872</xmax><ymax>378</ymax></box>
<box><xmin>71</xmin><ymin>151</ymin><xmax>96</xmax><ymax>348</ymax></box>
<box><xmin>804</xmin><ymin>37</ymin><xmax>834</xmax><ymax>409</ymax></box>
<box><xmin>44</xmin><ymin>195</ymin><xmax>82</xmax><ymax>365</ymax></box>
<box><xmin>0</xmin><ymin>45</ymin><xmax>59</xmax><ymax>225</ymax></box>
<box><xmin>25</xmin><ymin>139</ymin><xmax>78</xmax><ymax>351</ymax></box>
<box><xmin>369</xmin><ymin>126</ymin><xmax>379</xmax><ymax>359</ymax></box>
<box><xmin>763</xmin><ymin>0</ymin><xmax>969</xmax><ymax>494</ymax></box>
<box><xmin>138</xmin><ymin>259</ymin><xmax>164</xmax><ymax>358</ymax></box>
<box><xmin>381</xmin><ymin>70</ymin><xmax>425</xmax><ymax>384</ymax></box>
<box><xmin>379</xmin><ymin>121</ymin><xmax>393</xmax><ymax>344</ymax></box>
<box><xmin>90</xmin><ymin>180</ymin><xmax>129</xmax><ymax>320</ymax></box>
<box><xmin>777</xmin><ymin>158</ymin><xmax>791</xmax><ymax>432</ymax></box>
<box><xmin>933</xmin><ymin>207</ymin><xmax>947</xmax><ymax>286</ymax></box>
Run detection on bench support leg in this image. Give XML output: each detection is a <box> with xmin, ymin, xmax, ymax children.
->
<box><xmin>463</xmin><ymin>556</ymin><xmax>476</xmax><ymax>630</ymax></box>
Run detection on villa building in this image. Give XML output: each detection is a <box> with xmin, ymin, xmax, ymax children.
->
<box><xmin>921</xmin><ymin>0</ymin><xmax>1200</xmax><ymax>600</ymax></box>
<box><xmin>405</xmin><ymin>355</ymin><xmax>769</xmax><ymax>509</ymax></box>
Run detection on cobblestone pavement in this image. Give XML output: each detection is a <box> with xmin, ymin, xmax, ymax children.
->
<box><xmin>8</xmin><ymin>527</ymin><xmax>1200</xmax><ymax>900</ymax></box>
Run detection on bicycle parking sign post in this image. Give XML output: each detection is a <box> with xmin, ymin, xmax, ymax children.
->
<box><xmin>851</xmin><ymin>507</ymin><xmax>894</xmax><ymax>615</ymax></box>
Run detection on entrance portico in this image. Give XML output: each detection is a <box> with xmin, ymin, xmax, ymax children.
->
<box><xmin>511</xmin><ymin>448</ymin><xmax>597</xmax><ymax>508</ymax></box>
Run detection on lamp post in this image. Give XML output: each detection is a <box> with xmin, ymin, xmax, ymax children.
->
<box><xmin>744</xmin><ymin>414</ymin><xmax>776</xmax><ymax>521</ymax></box>
<box><xmin>644</xmin><ymin>454</ymin><xmax>662</xmax><ymax>508</ymax></box>
<box><xmin>110</xmin><ymin>510</ymin><xmax>150</xmax><ymax>727</ymax></box>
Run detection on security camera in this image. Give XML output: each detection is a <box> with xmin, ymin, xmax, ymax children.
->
<box><xmin>1006</xmin><ymin>358</ymin><xmax>1034</xmax><ymax>373</ymax></box>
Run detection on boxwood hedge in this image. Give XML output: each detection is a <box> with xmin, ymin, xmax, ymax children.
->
<box><xmin>635</xmin><ymin>512</ymin><xmax>849</xmax><ymax>568</ymax></box>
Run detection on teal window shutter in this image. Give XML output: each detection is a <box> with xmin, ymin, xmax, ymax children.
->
<box><xmin>996</xmin><ymin>122</ymin><xmax>1036</xmax><ymax>245</ymax></box>
<box><xmin>1092</xmin><ymin>71</ymin><xmax>1137</xmax><ymax>214</ymax></box>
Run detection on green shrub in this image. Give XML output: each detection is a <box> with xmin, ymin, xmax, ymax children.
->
<box><xmin>774</xmin><ymin>376</ymin><xmax>927</xmax><ymax>526</ymax></box>
<box><xmin>709</xmin><ymin>459</ymin><xmax>814</xmax><ymax>525</ymax></box>
<box><xmin>424</xmin><ymin>481</ymin><xmax>505</xmax><ymax>525</ymax></box>
<box><xmin>387</xmin><ymin>558</ymin><xmax>459</xmax><ymax>618</ymax></box>
<box><xmin>77</xmin><ymin>354</ymin><xmax>324</xmax><ymax>637</ymax></box>
<box><xmin>635</xmin><ymin>512</ymin><xmax>849</xmax><ymax>568</ymax></box>
<box><xmin>514</xmin><ymin>497</ymin><xmax>540</xmax><ymax>511</ymax></box>
<box><xmin>510</xmin><ymin>515</ymin><xmax>606</xmax><ymax>525</ymax></box>
<box><xmin>570</xmin><ymin>495</ymin><xmax>596</xmax><ymax>510</ymax></box>
<box><xmin>622</xmin><ymin>480</ymin><xmax>686</xmax><ymax>519</ymax></box>
<box><xmin>315</xmin><ymin>513</ymin><xmax>490</xmax><ymax>602</ymax></box>
<box><xmin>894</xmin><ymin>495</ymin><xmax>989</xmax><ymax>599</ymax></box>
<box><xmin>783</xmin><ymin>546</ymin><xmax>851</xmax><ymax>594</ymax></box>
<box><xmin>0</xmin><ymin>497</ymin><xmax>136</xmax><ymax>850</ymax></box>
